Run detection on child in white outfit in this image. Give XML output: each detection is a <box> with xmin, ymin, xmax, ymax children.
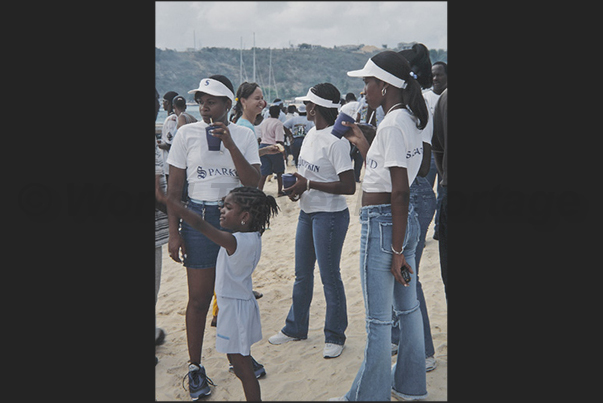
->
<box><xmin>160</xmin><ymin>186</ymin><xmax>279</xmax><ymax>401</ymax></box>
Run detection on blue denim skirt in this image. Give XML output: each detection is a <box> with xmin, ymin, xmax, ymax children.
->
<box><xmin>180</xmin><ymin>199</ymin><xmax>226</xmax><ymax>269</ymax></box>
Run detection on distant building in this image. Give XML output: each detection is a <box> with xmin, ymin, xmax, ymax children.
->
<box><xmin>336</xmin><ymin>44</ymin><xmax>364</xmax><ymax>51</ymax></box>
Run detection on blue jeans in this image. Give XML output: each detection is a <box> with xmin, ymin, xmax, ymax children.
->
<box><xmin>282</xmin><ymin>208</ymin><xmax>350</xmax><ymax>345</ymax></box>
<box><xmin>392</xmin><ymin>176</ymin><xmax>437</xmax><ymax>357</ymax></box>
<box><xmin>345</xmin><ymin>204</ymin><xmax>427</xmax><ymax>401</ymax></box>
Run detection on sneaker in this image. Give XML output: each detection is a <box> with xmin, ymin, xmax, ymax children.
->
<box><xmin>155</xmin><ymin>328</ymin><xmax>166</xmax><ymax>346</ymax></box>
<box><xmin>183</xmin><ymin>363</ymin><xmax>214</xmax><ymax>400</ymax></box>
<box><xmin>251</xmin><ymin>356</ymin><xmax>266</xmax><ymax>378</ymax></box>
<box><xmin>228</xmin><ymin>356</ymin><xmax>267</xmax><ymax>379</ymax></box>
<box><xmin>268</xmin><ymin>330</ymin><xmax>301</xmax><ymax>345</ymax></box>
<box><xmin>391</xmin><ymin>343</ymin><xmax>398</xmax><ymax>356</ymax></box>
<box><xmin>328</xmin><ymin>396</ymin><xmax>348</xmax><ymax>401</ymax></box>
<box><xmin>323</xmin><ymin>343</ymin><xmax>344</xmax><ymax>358</ymax></box>
<box><xmin>391</xmin><ymin>388</ymin><xmax>428</xmax><ymax>401</ymax></box>
<box><xmin>425</xmin><ymin>355</ymin><xmax>437</xmax><ymax>372</ymax></box>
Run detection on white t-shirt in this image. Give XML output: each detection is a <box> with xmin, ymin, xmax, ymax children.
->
<box><xmin>297</xmin><ymin>126</ymin><xmax>353</xmax><ymax>213</ymax></box>
<box><xmin>214</xmin><ymin>231</ymin><xmax>263</xmax><ymax>355</ymax></box>
<box><xmin>340</xmin><ymin>101</ymin><xmax>361</xmax><ymax>120</ymax></box>
<box><xmin>215</xmin><ymin>232</ymin><xmax>261</xmax><ymax>300</ymax></box>
<box><xmin>419</xmin><ymin>94</ymin><xmax>434</xmax><ymax>146</ymax></box>
<box><xmin>422</xmin><ymin>89</ymin><xmax>441</xmax><ymax>116</ymax></box>
<box><xmin>362</xmin><ymin>108</ymin><xmax>423</xmax><ymax>193</ymax></box>
<box><xmin>161</xmin><ymin>113</ymin><xmax>177</xmax><ymax>175</ymax></box>
<box><xmin>166</xmin><ymin>121</ymin><xmax>261</xmax><ymax>202</ymax></box>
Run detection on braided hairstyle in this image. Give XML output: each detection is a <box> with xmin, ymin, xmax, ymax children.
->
<box><xmin>229</xmin><ymin>186</ymin><xmax>279</xmax><ymax>235</ymax></box>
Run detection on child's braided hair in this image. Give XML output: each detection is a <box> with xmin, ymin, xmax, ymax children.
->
<box><xmin>229</xmin><ymin>186</ymin><xmax>279</xmax><ymax>235</ymax></box>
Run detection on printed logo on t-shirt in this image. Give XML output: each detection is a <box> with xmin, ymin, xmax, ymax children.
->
<box><xmin>197</xmin><ymin>166</ymin><xmax>238</xmax><ymax>179</ymax></box>
<box><xmin>297</xmin><ymin>157</ymin><xmax>320</xmax><ymax>173</ymax></box>
<box><xmin>406</xmin><ymin>146</ymin><xmax>422</xmax><ymax>158</ymax></box>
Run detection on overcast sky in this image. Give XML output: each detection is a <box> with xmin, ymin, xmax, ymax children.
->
<box><xmin>156</xmin><ymin>1</ymin><xmax>447</xmax><ymax>51</ymax></box>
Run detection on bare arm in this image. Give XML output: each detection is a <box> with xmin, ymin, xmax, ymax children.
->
<box><xmin>211</xmin><ymin>121</ymin><xmax>261</xmax><ymax>186</ymax></box>
<box><xmin>166</xmin><ymin>165</ymin><xmax>186</xmax><ymax>263</ymax></box>
<box><xmin>285</xmin><ymin>170</ymin><xmax>355</xmax><ymax>201</ymax></box>
<box><xmin>164</xmin><ymin>195</ymin><xmax>237</xmax><ymax>255</ymax></box>
<box><xmin>417</xmin><ymin>142</ymin><xmax>431</xmax><ymax>177</ymax></box>
<box><xmin>389</xmin><ymin>166</ymin><xmax>412</xmax><ymax>286</ymax></box>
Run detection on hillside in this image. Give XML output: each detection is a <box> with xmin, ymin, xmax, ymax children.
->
<box><xmin>155</xmin><ymin>46</ymin><xmax>446</xmax><ymax>102</ymax></box>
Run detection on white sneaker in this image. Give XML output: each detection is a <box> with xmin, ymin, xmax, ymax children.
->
<box><xmin>391</xmin><ymin>388</ymin><xmax>428</xmax><ymax>401</ymax></box>
<box><xmin>323</xmin><ymin>343</ymin><xmax>344</xmax><ymax>358</ymax></box>
<box><xmin>328</xmin><ymin>396</ymin><xmax>348</xmax><ymax>401</ymax></box>
<box><xmin>268</xmin><ymin>330</ymin><xmax>301</xmax><ymax>345</ymax></box>
<box><xmin>425</xmin><ymin>355</ymin><xmax>437</xmax><ymax>372</ymax></box>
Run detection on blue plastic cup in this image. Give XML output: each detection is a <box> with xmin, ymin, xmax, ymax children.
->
<box><xmin>205</xmin><ymin>125</ymin><xmax>222</xmax><ymax>151</ymax></box>
<box><xmin>331</xmin><ymin>112</ymin><xmax>355</xmax><ymax>138</ymax></box>
<box><xmin>282</xmin><ymin>173</ymin><xmax>297</xmax><ymax>195</ymax></box>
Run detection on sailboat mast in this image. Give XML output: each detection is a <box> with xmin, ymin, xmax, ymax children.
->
<box><xmin>268</xmin><ymin>47</ymin><xmax>272</xmax><ymax>102</ymax></box>
<box><xmin>240</xmin><ymin>37</ymin><xmax>243</xmax><ymax>86</ymax></box>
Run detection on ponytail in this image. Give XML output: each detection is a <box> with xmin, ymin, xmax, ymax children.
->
<box><xmin>404</xmin><ymin>78</ymin><xmax>429</xmax><ymax>130</ymax></box>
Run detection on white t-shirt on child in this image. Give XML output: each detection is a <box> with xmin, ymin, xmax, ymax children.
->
<box><xmin>214</xmin><ymin>232</ymin><xmax>262</xmax><ymax>355</ymax></box>
<box><xmin>362</xmin><ymin>108</ymin><xmax>423</xmax><ymax>194</ymax></box>
<box><xmin>215</xmin><ymin>232</ymin><xmax>261</xmax><ymax>300</ymax></box>
<box><xmin>297</xmin><ymin>126</ymin><xmax>353</xmax><ymax>214</ymax></box>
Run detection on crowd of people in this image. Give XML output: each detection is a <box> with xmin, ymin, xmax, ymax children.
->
<box><xmin>155</xmin><ymin>43</ymin><xmax>448</xmax><ymax>401</ymax></box>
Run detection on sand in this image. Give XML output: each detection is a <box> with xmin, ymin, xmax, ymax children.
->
<box><xmin>155</xmin><ymin>162</ymin><xmax>448</xmax><ymax>401</ymax></box>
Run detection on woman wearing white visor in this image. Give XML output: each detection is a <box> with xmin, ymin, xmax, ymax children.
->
<box><xmin>268</xmin><ymin>83</ymin><xmax>355</xmax><ymax>360</ymax></box>
<box><xmin>330</xmin><ymin>51</ymin><xmax>429</xmax><ymax>401</ymax></box>
<box><xmin>166</xmin><ymin>75</ymin><xmax>262</xmax><ymax>400</ymax></box>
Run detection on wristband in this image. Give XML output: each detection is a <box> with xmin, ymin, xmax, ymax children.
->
<box><xmin>307</xmin><ymin>179</ymin><xmax>311</xmax><ymax>192</ymax></box>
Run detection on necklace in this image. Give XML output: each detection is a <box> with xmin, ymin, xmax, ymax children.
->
<box><xmin>386</xmin><ymin>103</ymin><xmax>403</xmax><ymax>115</ymax></box>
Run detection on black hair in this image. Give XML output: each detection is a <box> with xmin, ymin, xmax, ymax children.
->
<box><xmin>172</xmin><ymin>95</ymin><xmax>187</xmax><ymax>109</ymax></box>
<box><xmin>163</xmin><ymin>90</ymin><xmax>178</xmax><ymax>114</ymax></box>
<box><xmin>229</xmin><ymin>186</ymin><xmax>279</xmax><ymax>235</ymax></box>
<box><xmin>345</xmin><ymin>92</ymin><xmax>357</xmax><ymax>102</ymax></box>
<box><xmin>269</xmin><ymin>105</ymin><xmax>281</xmax><ymax>118</ymax></box>
<box><xmin>398</xmin><ymin>43</ymin><xmax>432</xmax><ymax>90</ymax></box>
<box><xmin>371</xmin><ymin>51</ymin><xmax>429</xmax><ymax>130</ymax></box>
<box><xmin>231</xmin><ymin>81</ymin><xmax>261</xmax><ymax>123</ymax></box>
<box><xmin>209</xmin><ymin>74</ymin><xmax>234</xmax><ymax>94</ymax></box>
<box><xmin>432</xmin><ymin>61</ymin><xmax>448</xmax><ymax>75</ymax></box>
<box><xmin>310</xmin><ymin>83</ymin><xmax>340</xmax><ymax>126</ymax></box>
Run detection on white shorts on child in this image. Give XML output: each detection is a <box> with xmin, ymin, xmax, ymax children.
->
<box><xmin>215</xmin><ymin>296</ymin><xmax>262</xmax><ymax>356</ymax></box>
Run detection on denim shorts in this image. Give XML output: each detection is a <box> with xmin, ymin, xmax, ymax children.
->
<box><xmin>259</xmin><ymin>143</ymin><xmax>285</xmax><ymax>176</ymax></box>
<box><xmin>180</xmin><ymin>199</ymin><xmax>226</xmax><ymax>269</ymax></box>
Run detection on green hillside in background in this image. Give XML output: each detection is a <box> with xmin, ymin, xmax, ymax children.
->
<box><xmin>156</xmin><ymin>45</ymin><xmax>447</xmax><ymax>102</ymax></box>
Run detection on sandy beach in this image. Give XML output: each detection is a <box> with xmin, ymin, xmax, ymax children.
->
<box><xmin>155</xmin><ymin>162</ymin><xmax>448</xmax><ymax>401</ymax></box>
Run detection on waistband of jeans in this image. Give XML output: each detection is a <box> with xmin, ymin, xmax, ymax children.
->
<box><xmin>360</xmin><ymin>203</ymin><xmax>415</xmax><ymax>218</ymax></box>
<box><xmin>188</xmin><ymin>198</ymin><xmax>221</xmax><ymax>206</ymax></box>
